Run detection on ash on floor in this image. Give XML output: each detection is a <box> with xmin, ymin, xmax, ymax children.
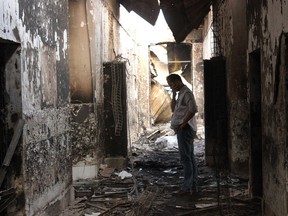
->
<box><xmin>62</xmin><ymin>126</ymin><xmax>261</xmax><ymax>216</ymax></box>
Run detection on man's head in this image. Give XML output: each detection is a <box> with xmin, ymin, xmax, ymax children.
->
<box><xmin>166</xmin><ymin>74</ymin><xmax>184</xmax><ymax>92</ymax></box>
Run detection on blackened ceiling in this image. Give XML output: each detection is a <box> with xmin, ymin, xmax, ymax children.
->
<box><xmin>118</xmin><ymin>0</ymin><xmax>212</xmax><ymax>43</ymax></box>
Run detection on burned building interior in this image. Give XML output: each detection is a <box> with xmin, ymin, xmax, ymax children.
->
<box><xmin>0</xmin><ymin>0</ymin><xmax>288</xmax><ymax>215</ymax></box>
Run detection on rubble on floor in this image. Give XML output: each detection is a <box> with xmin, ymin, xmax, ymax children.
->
<box><xmin>62</xmin><ymin>125</ymin><xmax>261</xmax><ymax>216</ymax></box>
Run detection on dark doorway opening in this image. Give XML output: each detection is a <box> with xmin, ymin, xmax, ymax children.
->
<box><xmin>0</xmin><ymin>39</ymin><xmax>22</xmax><ymax>214</ymax></box>
<box><xmin>203</xmin><ymin>57</ymin><xmax>228</xmax><ymax>169</ymax></box>
<box><xmin>248</xmin><ymin>49</ymin><xmax>262</xmax><ymax>197</ymax></box>
<box><xmin>282</xmin><ymin>33</ymin><xmax>288</xmax><ymax>212</ymax></box>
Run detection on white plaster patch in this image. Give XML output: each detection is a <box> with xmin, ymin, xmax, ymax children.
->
<box><xmin>33</xmin><ymin>34</ymin><xmax>41</xmax><ymax>48</ymax></box>
<box><xmin>72</xmin><ymin>164</ymin><xmax>98</xmax><ymax>180</ymax></box>
<box><xmin>54</xmin><ymin>31</ymin><xmax>58</xmax><ymax>43</ymax></box>
<box><xmin>63</xmin><ymin>29</ymin><xmax>67</xmax><ymax>58</ymax></box>
<box><xmin>0</xmin><ymin>0</ymin><xmax>19</xmax><ymax>41</ymax></box>
<box><xmin>80</xmin><ymin>21</ymin><xmax>85</xmax><ymax>27</ymax></box>
<box><xmin>56</xmin><ymin>42</ymin><xmax>60</xmax><ymax>61</ymax></box>
<box><xmin>54</xmin><ymin>31</ymin><xmax>60</xmax><ymax>60</ymax></box>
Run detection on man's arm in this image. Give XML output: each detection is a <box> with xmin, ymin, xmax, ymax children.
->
<box><xmin>171</xmin><ymin>91</ymin><xmax>177</xmax><ymax>112</ymax></box>
<box><xmin>179</xmin><ymin>111</ymin><xmax>196</xmax><ymax>129</ymax></box>
<box><xmin>179</xmin><ymin>92</ymin><xmax>197</xmax><ymax>129</ymax></box>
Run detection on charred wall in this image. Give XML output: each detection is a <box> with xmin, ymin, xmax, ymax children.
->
<box><xmin>0</xmin><ymin>0</ymin><xmax>72</xmax><ymax>215</ymax></box>
<box><xmin>215</xmin><ymin>0</ymin><xmax>288</xmax><ymax>215</ymax></box>
<box><xmin>247</xmin><ymin>1</ymin><xmax>288</xmax><ymax>215</ymax></box>
<box><xmin>213</xmin><ymin>0</ymin><xmax>249</xmax><ymax>177</ymax></box>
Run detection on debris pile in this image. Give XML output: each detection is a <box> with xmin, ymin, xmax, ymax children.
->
<box><xmin>62</xmin><ymin>125</ymin><xmax>261</xmax><ymax>216</ymax></box>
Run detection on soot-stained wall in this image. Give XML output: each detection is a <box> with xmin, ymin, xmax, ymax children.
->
<box><xmin>212</xmin><ymin>0</ymin><xmax>249</xmax><ymax>177</ymax></box>
<box><xmin>213</xmin><ymin>0</ymin><xmax>288</xmax><ymax>215</ymax></box>
<box><xmin>247</xmin><ymin>1</ymin><xmax>288</xmax><ymax>215</ymax></box>
<box><xmin>0</xmin><ymin>0</ymin><xmax>73</xmax><ymax>215</ymax></box>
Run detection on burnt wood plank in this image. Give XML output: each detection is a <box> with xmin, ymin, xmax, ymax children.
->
<box><xmin>0</xmin><ymin>119</ymin><xmax>24</xmax><ymax>187</ymax></box>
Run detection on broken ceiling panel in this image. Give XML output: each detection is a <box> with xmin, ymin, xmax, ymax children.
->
<box><xmin>184</xmin><ymin>0</ymin><xmax>211</xmax><ymax>30</ymax></box>
<box><xmin>160</xmin><ymin>0</ymin><xmax>192</xmax><ymax>43</ymax></box>
<box><xmin>160</xmin><ymin>0</ymin><xmax>211</xmax><ymax>42</ymax></box>
<box><xmin>118</xmin><ymin>0</ymin><xmax>160</xmax><ymax>25</ymax></box>
<box><xmin>118</xmin><ymin>0</ymin><xmax>211</xmax><ymax>42</ymax></box>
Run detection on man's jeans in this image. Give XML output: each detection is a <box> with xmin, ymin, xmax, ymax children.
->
<box><xmin>177</xmin><ymin>125</ymin><xmax>198</xmax><ymax>192</ymax></box>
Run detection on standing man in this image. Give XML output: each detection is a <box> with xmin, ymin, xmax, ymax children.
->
<box><xmin>166</xmin><ymin>74</ymin><xmax>198</xmax><ymax>195</ymax></box>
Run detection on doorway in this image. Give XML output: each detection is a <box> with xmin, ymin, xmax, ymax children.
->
<box><xmin>0</xmin><ymin>39</ymin><xmax>22</xmax><ymax>214</ymax></box>
<box><xmin>248</xmin><ymin>49</ymin><xmax>262</xmax><ymax>197</ymax></box>
<box><xmin>203</xmin><ymin>57</ymin><xmax>228</xmax><ymax>168</ymax></box>
<box><xmin>282</xmin><ymin>33</ymin><xmax>288</xmax><ymax>213</ymax></box>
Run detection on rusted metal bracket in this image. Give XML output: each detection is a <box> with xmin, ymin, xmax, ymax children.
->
<box><xmin>0</xmin><ymin>119</ymin><xmax>24</xmax><ymax>188</ymax></box>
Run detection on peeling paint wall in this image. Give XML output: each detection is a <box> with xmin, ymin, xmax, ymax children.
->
<box><xmin>247</xmin><ymin>0</ymin><xmax>288</xmax><ymax>215</ymax></box>
<box><xmin>0</xmin><ymin>0</ymin><xmax>73</xmax><ymax>215</ymax></box>
<box><xmin>213</xmin><ymin>0</ymin><xmax>249</xmax><ymax>177</ymax></box>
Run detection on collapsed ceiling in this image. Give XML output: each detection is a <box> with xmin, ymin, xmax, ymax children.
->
<box><xmin>118</xmin><ymin>0</ymin><xmax>212</xmax><ymax>43</ymax></box>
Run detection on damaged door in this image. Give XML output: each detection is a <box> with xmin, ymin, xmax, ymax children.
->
<box><xmin>204</xmin><ymin>57</ymin><xmax>228</xmax><ymax>168</ymax></box>
<box><xmin>103</xmin><ymin>62</ymin><xmax>128</xmax><ymax>157</ymax></box>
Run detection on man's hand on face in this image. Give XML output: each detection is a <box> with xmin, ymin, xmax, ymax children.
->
<box><xmin>169</xmin><ymin>81</ymin><xmax>179</xmax><ymax>92</ymax></box>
